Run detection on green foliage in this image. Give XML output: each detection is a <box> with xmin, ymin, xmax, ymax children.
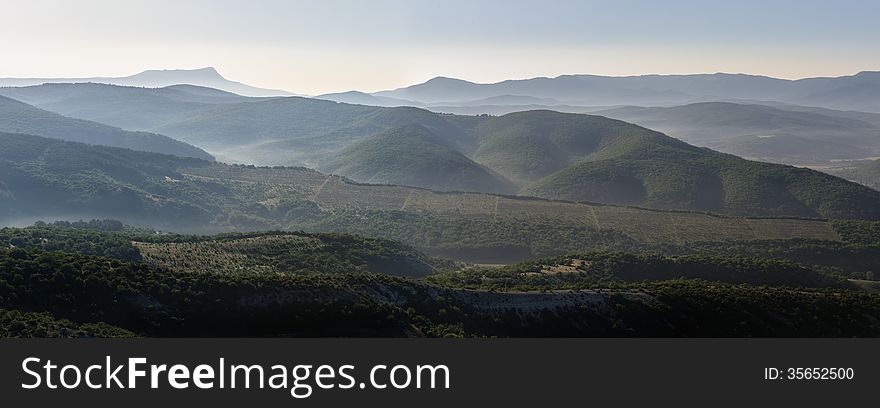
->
<box><xmin>0</xmin><ymin>220</ymin><xmax>142</xmax><ymax>261</ymax></box>
<box><xmin>2</xmin><ymin>247</ymin><xmax>879</xmax><ymax>337</ymax></box>
<box><xmin>832</xmin><ymin>219</ymin><xmax>880</xmax><ymax>246</ymax></box>
<box><xmin>2</xmin><ymin>133</ymin><xmax>879</xmax><ymax>274</ymax></box>
<box><xmin>426</xmin><ymin>252</ymin><xmax>846</xmax><ymax>291</ymax></box>
<box><xmin>513</xmin><ymin>111</ymin><xmax>880</xmax><ymax>220</ymax></box>
<box><xmin>310</xmin><ymin>210</ymin><xmax>641</xmax><ymax>263</ymax></box>
<box><xmin>832</xmin><ymin>159</ymin><xmax>880</xmax><ymax>191</ymax></box>
<box><xmin>654</xmin><ymin>239</ymin><xmax>880</xmax><ymax>280</ymax></box>
<box><xmin>0</xmin><ymin>133</ymin><xmax>223</xmax><ymax>227</ymax></box>
<box><xmin>599</xmin><ymin>102</ymin><xmax>880</xmax><ymax>165</ymax></box>
<box><xmin>0</xmin><ymin>95</ymin><xmax>211</xmax><ymax>159</ymax></box>
<box><xmin>0</xmin><ymin>308</ymin><xmax>135</xmax><ymax>338</ymax></box>
<box><xmin>0</xmin><ymin>248</ymin><xmax>465</xmax><ymax>337</ymax></box>
<box><xmin>123</xmin><ymin>93</ymin><xmax>880</xmax><ymax>219</ymax></box>
<box><xmin>321</xmin><ymin>124</ymin><xmax>515</xmax><ymax>193</ymax></box>
<box><xmin>134</xmin><ymin>230</ymin><xmax>458</xmax><ymax>277</ymax></box>
<box><xmin>616</xmin><ymin>281</ymin><xmax>880</xmax><ymax>337</ymax></box>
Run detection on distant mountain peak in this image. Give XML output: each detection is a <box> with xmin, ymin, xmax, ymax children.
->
<box><xmin>0</xmin><ymin>67</ymin><xmax>293</xmax><ymax>97</ymax></box>
<box><xmin>424</xmin><ymin>76</ymin><xmax>475</xmax><ymax>85</ymax></box>
<box><xmin>149</xmin><ymin>66</ymin><xmax>216</xmax><ymax>73</ymax></box>
<box><xmin>127</xmin><ymin>67</ymin><xmax>228</xmax><ymax>82</ymax></box>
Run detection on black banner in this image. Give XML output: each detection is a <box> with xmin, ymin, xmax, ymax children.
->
<box><xmin>0</xmin><ymin>339</ymin><xmax>876</xmax><ymax>406</ymax></box>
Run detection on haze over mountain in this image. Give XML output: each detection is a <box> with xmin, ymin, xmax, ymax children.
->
<box><xmin>596</xmin><ymin>102</ymin><xmax>880</xmax><ymax>164</ymax></box>
<box><xmin>0</xmin><ymin>67</ymin><xmax>293</xmax><ymax>97</ymax></box>
<box><xmin>828</xmin><ymin>159</ymin><xmax>880</xmax><ymax>191</ymax></box>
<box><xmin>313</xmin><ymin>71</ymin><xmax>880</xmax><ymax>168</ymax></box>
<box><xmin>6</xmin><ymin>1</ymin><xmax>880</xmax><ymax>342</ymax></box>
<box><xmin>0</xmin><ymin>82</ymin><xmax>253</xmax><ymax>130</ymax></box>
<box><xmin>0</xmin><ymin>95</ymin><xmax>212</xmax><ymax>160</ymax></box>
<box><xmin>1</xmin><ymin>131</ymin><xmax>870</xmax><ymax>245</ymax></box>
<box><xmin>320</xmin><ymin>124</ymin><xmax>516</xmax><ymax>193</ymax></box>
<box><xmin>4</xmin><ymin>78</ymin><xmax>875</xmax><ymax>217</ymax></box>
<box><xmin>366</xmin><ymin>71</ymin><xmax>880</xmax><ymax>113</ymax></box>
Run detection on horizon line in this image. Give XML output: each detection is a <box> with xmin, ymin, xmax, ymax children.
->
<box><xmin>1</xmin><ymin>67</ymin><xmax>878</xmax><ymax>96</ymax></box>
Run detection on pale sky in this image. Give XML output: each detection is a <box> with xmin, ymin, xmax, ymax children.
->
<box><xmin>1</xmin><ymin>0</ymin><xmax>879</xmax><ymax>95</ymax></box>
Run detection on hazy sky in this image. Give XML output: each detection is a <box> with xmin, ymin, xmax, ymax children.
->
<box><xmin>2</xmin><ymin>0</ymin><xmax>879</xmax><ymax>94</ymax></box>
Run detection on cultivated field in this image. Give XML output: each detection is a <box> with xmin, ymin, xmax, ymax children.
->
<box><xmin>180</xmin><ymin>164</ymin><xmax>841</xmax><ymax>245</ymax></box>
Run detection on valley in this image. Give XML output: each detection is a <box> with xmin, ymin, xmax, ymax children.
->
<box><xmin>2</xmin><ymin>67</ymin><xmax>880</xmax><ymax>338</ymax></box>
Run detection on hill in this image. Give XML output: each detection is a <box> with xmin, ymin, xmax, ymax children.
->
<box><xmin>320</xmin><ymin>124</ymin><xmax>515</xmax><ymax>193</ymax></box>
<box><xmin>7</xmin><ymin>132</ymin><xmax>880</xmax><ymax>267</ymax></box>
<box><xmin>154</xmin><ymin>98</ymin><xmax>477</xmax><ymax>165</ymax></box>
<box><xmin>0</xmin><ymin>82</ymin><xmax>251</xmax><ymax>130</ymax></box>
<box><xmin>138</xmin><ymin>92</ymin><xmax>880</xmax><ymax>218</ymax></box>
<box><xmin>5</xmin><ymin>89</ymin><xmax>880</xmax><ymax>220</ymax></box>
<box><xmin>0</xmin><ymin>221</ymin><xmax>454</xmax><ymax>278</ymax></box>
<box><xmin>596</xmin><ymin>102</ymin><xmax>880</xmax><ymax>165</ymax></box>
<box><xmin>0</xmin><ymin>308</ymin><xmax>135</xmax><ymax>338</ymax></box>
<box><xmin>3</xmin><ymin>246</ymin><xmax>880</xmax><ymax>337</ymax></box>
<box><xmin>478</xmin><ymin>111</ymin><xmax>880</xmax><ymax>219</ymax></box>
<box><xmin>427</xmin><ymin>252</ymin><xmax>846</xmax><ymax>290</ymax></box>
<box><xmin>829</xmin><ymin>160</ymin><xmax>880</xmax><ymax>191</ymax></box>
<box><xmin>315</xmin><ymin>91</ymin><xmax>414</xmax><ymax>107</ymax></box>
<box><xmin>0</xmin><ymin>95</ymin><xmax>212</xmax><ymax>159</ymax></box>
<box><xmin>373</xmin><ymin>71</ymin><xmax>880</xmax><ymax>113</ymax></box>
<box><xmin>0</xmin><ymin>67</ymin><xmax>293</xmax><ymax>97</ymax></box>
<box><xmin>0</xmin><ymin>132</ymin><xmax>219</xmax><ymax>227</ymax></box>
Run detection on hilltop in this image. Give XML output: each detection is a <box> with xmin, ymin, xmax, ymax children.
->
<box><xmin>482</xmin><ymin>111</ymin><xmax>880</xmax><ymax>219</ymax></box>
<box><xmin>320</xmin><ymin>124</ymin><xmax>516</xmax><ymax>193</ymax></box>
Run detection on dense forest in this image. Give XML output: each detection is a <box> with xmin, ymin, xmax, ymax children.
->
<box><xmin>1</xmin><ymin>221</ymin><xmax>879</xmax><ymax>338</ymax></box>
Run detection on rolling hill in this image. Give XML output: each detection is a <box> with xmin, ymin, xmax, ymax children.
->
<box><xmin>829</xmin><ymin>160</ymin><xmax>880</xmax><ymax>191</ymax></box>
<box><xmin>4</xmin><ymin>131</ymin><xmax>879</xmax><ymax>267</ymax></box>
<box><xmin>372</xmin><ymin>71</ymin><xmax>880</xmax><ymax>112</ymax></box>
<box><xmin>0</xmin><ymin>95</ymin><xmax>212</xmax><ymax>159</ymax></box>
<box><xmin>4</xmin><ymin>83</ymin><xmax>879</xmax><ymax>219</ymax></box>
<box><xmin>167</xmin><ymin>99</ymin><xmax>880</xmax><ymax>218</ymax></box>
<box><xmin>320</xmin><ymin>124</ymin><xmax>516</xmax><ymax>193</ymax></box>
<box><xmin>596</xmin><ymin>102</ymin><xmax>880</xmax><ymax>164</ymax></box>
<box><xmin>0</xmin><ymin>132</ymin><xmax>216</xmax><ymax>227</ymax></box>
<box><xmin>7</xmin><ymin>245</ymin><xmax>880</xmax><ymax>337</ymax></box>
<box><xmin>153</xmin><ymin>98</ymin><xmax>478</xmax><ymax>165</ymax></box>
<box><xmin>478</xmin><ymin>111</ymin><xmax>880</xmax><ymax>219</ymax></box>
<box><xmin>135</xmin><ymin>91</ymin><xmax>880</xmax><ymax>218</ymax></box>
<box><xmin>315</xmin><ymin>91</ymin><xmax>415</xmax><ymax>107</ymax></box>
<box><xmin>0</xmin><ymin>67</ymin><xmax>293</xmax><ymax>97</ymax></box>
<box><xmin>0</xmin><ymin>82</ymin><xmax>252</xmax><ymax>130</ymax></box>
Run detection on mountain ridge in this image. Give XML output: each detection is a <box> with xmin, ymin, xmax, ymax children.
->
<box><xmin>371</xmin><ymin>71</ymin><xmax>880</xmax><ymax>112</ymax></box>
<box><xmin>0</xmin><ymin>67</ymin><xmax>293</xmax><ymax>97</ymax></box>
<box><xmin>0</xmin><ymin>95</ymin><xmax>212</xmax><ymax>160</ymax></box>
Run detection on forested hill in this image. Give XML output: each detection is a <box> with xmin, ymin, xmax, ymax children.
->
<box><xmin>2</xmin><ymin>244</ymin><xmax>880</xmax><ymax>337</ymax></box>
<box><xmin>3</xmin><ymin>131</ymin><xmax>880</xmax><ymax>265</ymax></box>
<box><xmin>0</xmin><ymin>95</ymin><xmax>212</xmax><ymax>160</ymax></box>
<box><xmin>830</xmin><ymin>160</ymin><xmax>880</xmax><ymax>191</ymax></box>
<box><xmin>487</xmin><ymin>111</ymin><xmax>880</xmax><ymax>219</ymax></box>
<box><xmin>149</xmin><ymin>93</ymin><xmax>880</xmax><ymax>218</ymax></box>
<box><xmin>4</xmin><ymin>83</ymin><xmax>878</xmax><ymax>219</ymax></box>
<box><xmin>320</xmin><ymin>124</ymin><xmax>517</xmax><ymax>193</ymax></box>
